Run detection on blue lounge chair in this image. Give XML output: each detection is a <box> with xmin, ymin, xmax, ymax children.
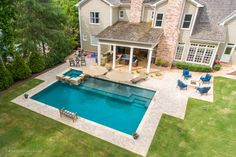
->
<box><xmin>200</xmin><ymin>74</ymin><xmax>212</xmax><ymax>84</ymax></box>
<box><xmin>177</xmin><ymin>80</ymin><xmax>187</xmax><ymax>90</ymax></box>
<box><xmin>196</xmin><ymin>87</ymin><xmax>211</xmax><ymax>95</ymax></box>
<box><xmin>182</xmin><ymin>69</ymin><xmax>192</xmax><ymax>80</ymax></box>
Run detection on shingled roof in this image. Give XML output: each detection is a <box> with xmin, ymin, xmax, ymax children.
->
<box><xmin>191</xmin><ymin>0</ymin><xmax>236</xmax><ymax>42</ymax></box>
<box><xmin>106</xmin><ymin>0</ymin><xmax>161</xmax><ymax>5</ymax></box>
<box><xmin>97</xmin><ymin>21</ymin><xmax>163</xmax><ymax>45</ymax></box>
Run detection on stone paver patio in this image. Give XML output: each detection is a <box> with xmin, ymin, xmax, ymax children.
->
<box><xmin>12</xmin><ymin>57</ymin><xmax>234</xmax><ymax>156</ymax></box>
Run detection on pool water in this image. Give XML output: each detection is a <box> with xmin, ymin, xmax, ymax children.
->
<box><xmin>31</xmin><ymin>77</ymin><xmax>155</xmax><ymax>135</ymax></box>
<box><xmin>63</xmin><ymin>69</ymin><xmax>82</xmax><ymax>78</ymax></box>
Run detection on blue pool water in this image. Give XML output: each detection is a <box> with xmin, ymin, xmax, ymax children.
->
<box><xmin>63</xmin><ymin>69</ymin><xmax>82</xmax><ymax>78</ymax></box>
<box><xmin>31</xmin><ymin>77</ymin><xmax>155</xmax><ymax>135</ymax></box>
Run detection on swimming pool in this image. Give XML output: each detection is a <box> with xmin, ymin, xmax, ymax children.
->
<box><xmin>63</xmin><ymin>69</ymin><xmax>82</xmax><ymax>78</ymax></box>
<box><xmin>31</xmin><ymin>75</ymin><xmax>155</xmax><ymax>135</ymax></box>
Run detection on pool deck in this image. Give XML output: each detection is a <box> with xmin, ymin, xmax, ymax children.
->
<box><xmin>12</xmin><ymin>59</ymin><xmax>234</xmax><ymax>156</ymax></box>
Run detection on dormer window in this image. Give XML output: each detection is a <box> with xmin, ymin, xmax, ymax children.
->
<box><xmin>119</xmin><ymin>10</ymin><xmax>124</xmax><ymax>18</ymax></box>
<box><xmin>182</xmin><ymin>14</ymin><xmax>192</xmax><ymax>29</ymax></box>
<box><xmin>155</xmin><ymin>13</ymin><xmax>164</xmax><ymax>28</ymax></box>
<box><xmin>90</xmin><ymin>12</ymin><xmax>100</xmax><ymax>24</ymax></box>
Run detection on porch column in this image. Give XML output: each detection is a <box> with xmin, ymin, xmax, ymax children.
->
<box><xmin>129</xmin><ymin>47</ymin><xmax>134</xmax><ymax>72</ymax></box>
<box><xmin>112</xmin><ymin>45</ymin><xmax>116</xmax><ymax>69</ymax></box>
<box><xmin>147</xmin><ymin>48</ymin><xmax>153</xmax><ymax>73</ymax></box>
<box><xmin>97</xmin><ymin>43</ymin><xmax>101</xmax><ymax>66</ymax></box>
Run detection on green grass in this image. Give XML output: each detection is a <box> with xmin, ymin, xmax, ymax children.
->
<box><xmin>0</xmin><ymin>77</ymin><xmax>236</xmax><ymax>157</ymax></box>
<box><xmin>0</xmin><ymin>79</ymin><xmax>137</xmax><ymax>157</ymax></box>
<box><xmin>148</xmin><ymin>77</ymin><xmax>236</xmax><ymax>157</ymax></box>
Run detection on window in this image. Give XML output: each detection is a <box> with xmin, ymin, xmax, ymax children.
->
<box><xmin>90</xmin><ymin>12</ymin><xmax>100</xmax><ymax>24</ymax></box>
<box><xmin>90</xmin><ymin>35</ymin><xmax>98</xmax><ymax>46</ymax></box>
<box><xmin>175</xmin><ymin>43</ymin><xmax>185</xmax><ymax>60</ymax></box>
<box><xmin>155</xmin><ymin>13</ymin><xmax>164</xmax><ymax>27</ymax></box>
<box><xmin>119</xmin><ymin>10</ymin><xmax>124</xmax><ymax>18</ymax></box>
<box><xmin>82</xmin><ymin>33</ymin><xmax>87</xmax><ymax>41</ymax></box>
<box><xmin>224</xmin><ymin>43</ymin><xmax>235</xmax><ymax>55</ymax></box>
<box><xmin>182</xmin><ymin>14</ymin><xmax>192</xmax><ymax>29</ymax></box>
<box><xmin>186</xmin><ymin>43</ymin><xmax>216</xmax><ymax>65</ymax></box>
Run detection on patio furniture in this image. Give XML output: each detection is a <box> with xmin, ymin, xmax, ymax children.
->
<box><xmin>200</xmin><ymin>74</ymin><xmax>212</xmax><ymax>84</ymax></box>
<box><xmin>196</xmin><ymin>87</ymin><xmax>211</xmax><ymax>95</ymax></box>
<box><xmin>80</xmin><ymin>55</ymin><xmax>86</xmax><ymax>66</ymax></box>
<box><xmin>177</xmin><ymin>80</ymin><xmax>187</xmax><ymax>90</ymax></box>
<box><xmin>131</xmin><ymin>72</ymin><xmax>147</xmax><ymax>84</ymax></box>
<box><xmin>75</xmin><ymin>57</ymin><xmax>80</xmax><ymax>67</ymax></box>
<box><xmin>59</xmin><ymin>108</ymin><xmax>78</xmax><ymax>122</ymax></box>
<box><xmin>119</xmin><ymin>54</ymin><xmax>138</xmax><ymax>66</ymax></box>
<box><xmin>69</xmin><ymin>58</ymin><xmax>75</xmax><ymax>67</ymax></box>
<box><xmin>187</xmin><ymin>79</ymin><xmax>201</xmax><ymax>89</ymax></box>
<box><xmin>182</xmin><ymin>69</ymin><xmax>192</xmax><ymax>80</ymax></box>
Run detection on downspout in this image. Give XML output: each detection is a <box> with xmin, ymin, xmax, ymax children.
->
<box><xmin>78</xmin><ymin>6</ymin><xmax>83</xmax><ymax>49</ymax></box>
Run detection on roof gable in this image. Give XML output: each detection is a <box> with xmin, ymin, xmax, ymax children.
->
<box><xmin>220</xmin><ymin>10</ymin><xmax>236</xmax><ymax>26</ymax></box>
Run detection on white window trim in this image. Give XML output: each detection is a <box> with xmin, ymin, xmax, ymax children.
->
<box><xmin>154</xmin><ymin>13</ymin><xmax>164</xmax><ymax>28</ymax></box>
<box><xmin>119</xmin><ymin>10</ymin><xmax>124</xmax><ymax>19</ymax></box>
<box><xmin>89</xmin><ymin>11</ymin><xmax>100</xmax><ymax>25</ymax></box>
<box><xmin>82</xmin><ymin>33</ymin><xmax>87</xmax><ymax>41</ymax></box>
<box><xmin>174</xmin><ymin>43</ymin><xmax>185</xmax><ymax>61</ymax></box>
<box><xmin>223</xmin><ymin>43</ymin><xmax>235</xmax><ymax>55</ymax></box>
<box><xmin>90</xmin><ymin>35</ymin><xmax>98</xmax><ymax>46</ymax></box>
<box><xmin>185</xmin><ymin>43</ymin><xmax>216</xmax><ymax>65</ymax></box>
<box><xmin>181</xmin><ymin>14</ymin><xmax>193</xmax><ymax>30</ymax></box>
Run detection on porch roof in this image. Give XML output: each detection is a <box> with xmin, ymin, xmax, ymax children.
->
<box><xmin>97</xmin><ymin>21</ymin><xmax>163</xmax><ymax>47</ymax></box>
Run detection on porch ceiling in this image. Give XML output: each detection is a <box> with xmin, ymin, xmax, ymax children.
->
<box><xmin>97</xmin><ymin>21</ymin><xmax>163</xmax><ymax>48</ymax></box>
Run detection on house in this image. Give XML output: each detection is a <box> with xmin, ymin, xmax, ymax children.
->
<box><xmin>76</xmin><ymin>0</ymin><xmax>236</xmax><ymax>73</ymax></box>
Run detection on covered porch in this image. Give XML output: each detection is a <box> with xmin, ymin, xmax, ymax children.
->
<box><xmin>96</xmin><ymin>21</ymin><xmax>163</xmax><ymax>73</ymax></box>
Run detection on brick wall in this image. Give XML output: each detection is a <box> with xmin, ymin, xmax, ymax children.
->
<box><xmin>130</xmin><ymin>0</ymin><xmax>144</xmax><ymax>23</ymax></box>
<box><xmin>156</xmin><ymin>0</ymin><xmax>185</xmax><ymax>65</ymax></box>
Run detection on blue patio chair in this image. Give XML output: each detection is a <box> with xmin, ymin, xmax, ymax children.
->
<box><xmin>196</xmin><ymin>87</ymin><xmax>211</xmax><ymax>95</ymax></box>
<box><xmin>182</xmin><ymin>69</ymin><xmax>192</xmax><ymax>80</ymax></box>
<box><xmin>177</xmin><ymin>80</ymin><xmax>187</xmax><ymax>90</ymax></box>
<box><xmin>200</xmin><ymin>74</ymin><xmax>212</xmax><ymax>84</ymax></box>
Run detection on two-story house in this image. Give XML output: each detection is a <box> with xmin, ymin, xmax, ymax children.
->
<box><xmin>76</xmin><ymin>0</ymin><xmax>236</xmax><ymax>73</ymax></box>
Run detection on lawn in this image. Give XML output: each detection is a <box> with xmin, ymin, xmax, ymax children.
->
<box><xmin>0</xmin><ymin>77</ymin><xmax>236</xmax><ymax>157</ymax></box>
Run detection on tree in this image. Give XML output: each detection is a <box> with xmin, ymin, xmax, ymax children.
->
<box><xmin>28</xmin><ymin>52</ymin><xmax>45</xmax><ymax>73</ymax></box>
<box><xmin>8</xmin><ymin>55</ymin><xmax>31</xmax><ymax>81</ymax></box>
<box><xmin>54</xmin><ymin>0</ymin><xmax>79</xmax><ymax>48</ymax></box>
<box><xmin>16</xmin><ymin>0</ymin><xmax>72</xmax><ymax>57</ymax></box>
<box><xmin>0</xmin><ymin>57</ymin><xmax>13</xmax><ymax>90</ymax></box>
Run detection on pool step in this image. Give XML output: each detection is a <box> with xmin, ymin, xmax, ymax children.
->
<box><xmin>79</xmin><ymin>85</ymin><xmax>132</xmax><ymax>104</ymax></box>
<box><xmin>79</xmin><ymin>85</ymin><xmax>150</xmax><ymax>109</ymax></box>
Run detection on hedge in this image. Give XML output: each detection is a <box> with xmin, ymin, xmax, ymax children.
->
<box><xmin>0</xmin><ymin>60</ymin><xmax>13</xmax><ymax>90</ymax></box>
<box><xmin>213</xmin><ymin>64</ymin><xmax>221</xmax><ymax>71</ymax></box>
<box><xmin>8</xmin><ymin>55</ymin><xmax>32</xmax><ymax>81</ymax></box>
<box><xmin>28</xmin><ymin>52</ymin><xmax>45</xmax><ymax>73</ymax></box>
<box><xmin>176</xmin><ymin>62</ymin><xmax>212</xmax><ymax>72</ymax></box>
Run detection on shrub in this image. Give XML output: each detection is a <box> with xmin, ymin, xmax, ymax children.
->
<box><xmin>28</xmin><ymin>52</ymin><xmax>45</xmax><ymax>73</ymax></box>
<box><xmin>0</xmin><ymin>60</ymin><xmax>13</xmax><ymax>90</ymax></box>
<box><xmin>213</xmin><ymin>64</ymin><xmax>221</xmax><ymax>71</ymax></box>
<box><xmin>8</xmin><ymin>55</ymin><xmax>32</xmax><ymax>81</ymax></box>
<box><xmin>176</xmin><ymin>62</ymin><xmax>212</xmax><ymax>72</ymax></box>
<box><xmin>156</xmin><ymin>58</ymin><xmax>169</xmax><ymax>67</ymax></box>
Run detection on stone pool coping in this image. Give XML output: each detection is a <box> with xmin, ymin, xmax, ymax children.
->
<box><xmin>12</xmin><ymin>65</ymin><xmax>162</xmax><ymax>156</ymax></box>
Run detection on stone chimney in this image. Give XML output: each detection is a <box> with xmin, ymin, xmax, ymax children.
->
<box><xmin>156</xmin><ymin>0</ymin><xmax>185</xmax><ymax>65</ymax></box>
<box><xmin>130</xmin><ymin>0</ymin><xmax>144</xmax><ymax>23</ymax></box>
